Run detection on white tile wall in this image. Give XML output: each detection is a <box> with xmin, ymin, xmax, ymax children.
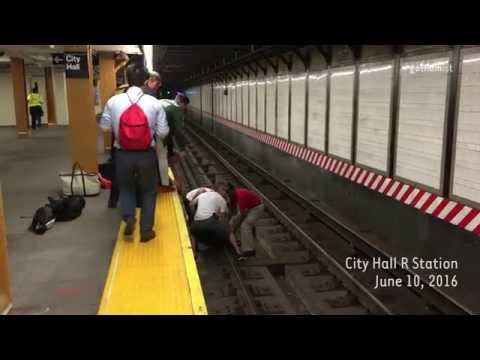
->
<box><xmin>290</xmin><ymin>58</ymin><xmax>306</xmax><ymax>144</ymax></box>
<box><xmin>242</xmin><ymin>75</ymin><xmax>249</xmax><ymax>126</ymax></box>
<box><xmin>357</xmin><ymin>61</ymin><xmax>393</xmax><ymax>172</ymax></box>
<box><xmin>329</xmin><ymin>66</ymin><xmax>355</xmax><ymax>160</ymax></box>
<box><xmin>53</xmin><ymin>68</ymin><xmax>69</xmax><ymax>125</ymax></box>
<box><xmin>236</xmin><ymin>80</ymin><xmax>242</xmax><ymax>123</ymax></box>
<box><xmin>396</xmin><ymin>55</ymin><xmax>450</xmax><ymax>190</ymax></box>
<box><xmin>307</xmin><ymin>70</ymin><xmax>327</xmax><ymax>151</ymax></box>
<box><xmin>453</xmin><ymin>50</ymin><xmax>480</xmax><ymax>203</ymax></box>
<box><xmin>231</xmin><ymin>81</ymin><xmax>237</xmax><ymax>122</ymax></box>
<box><xmin>0</xmin><ymin>72</ymin><xmax>16</xmax><ymax>126</ymax></box>
<box><xmin>277</xmin><ymin>69</ymin><xmax>290</xmax><ymax>139</ymax></box>
<box><xmin>266</xmin><ymin>67</ymin><xmax>276</xmax><ymax>135</ymax></box>
<box><xmin>249</xmin><ymin>76</ymin><xmax>257</xmax><ymax>128</ymax></box>
<box><xmin>222</xmin><ymin>84</ymin><xmax>227</xmax><ymax>119</ymax></box>
<box><xmin>257</xmin><ymin>74</ymin><xmax>266</xmax><ymax>131</ymax></box>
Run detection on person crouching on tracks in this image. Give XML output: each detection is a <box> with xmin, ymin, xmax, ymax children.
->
<box><xmin>184</xmin><ymin>186</ymin><xmax>214</xmax><ymax>224</ymax></box>
<box><xmin>100</xmin><ymin>62</ymin><xmax>169</xmax><ymax>243</ymax></box>
<box><xmin>189</xmin><ymin>182</ymin><xmax>243</xmax><ymax>257</ymax></box>
<box><xmin>227</xmin><ymin>184</ymin><xmax>265</xmax><ymax>258</ymax></box>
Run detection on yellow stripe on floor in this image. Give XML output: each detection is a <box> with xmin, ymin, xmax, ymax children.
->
<box><xmin>98</xmin><ymin>182</ymin><xmax>207</xmax><ymax>315</ymax></box>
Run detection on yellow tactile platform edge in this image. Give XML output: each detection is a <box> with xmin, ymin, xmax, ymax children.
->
<box><xmin>98</xmin><ymin>174</ymin><xmax>207</xmax><ymax>315</ymax></box>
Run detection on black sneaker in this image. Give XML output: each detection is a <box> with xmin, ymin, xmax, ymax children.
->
<box><xmin>124</xmin><ymin>218</ymin><xmax>135</xmax><ymax>236</ymax></box>
<box><xmin>141</xmin><ymin>230</ymin><xmax>156</xmax><ymax>243</ymax></box>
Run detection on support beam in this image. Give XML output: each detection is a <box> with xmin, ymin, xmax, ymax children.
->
<box><xmin>10</xmin><ymin>57</ymin><xmax>29</xmax><ymax>138</ymax></box>
<box><xmin>279</xmin><ymin>54</ymin><xmax>293</xmax><ymax>71</ymax></box>
<box><xmin>254</xmin><ymin>60</ymin><xmax>266</xmax><ymax>74</ymax></box>
<box><xmin>44</xmin><ymin>67</ymin><xmax>57</xmax><ymax>127</ymax></box>
<box><xmin>246</xmin><ymin>63</ymin><xmax>257</xmax><ymax>76</ymax></box>
<box><xmin>293</xmin><ymin>49</ymin><xmax>309</xmax><ymax>68</ymax></box>
<box><xmin>0</xmin><ymin>182</ymin><xmax>12</xmax><ymax>315</ymax></box>
<box><xmin>99</xmin><ymin>52</ymin><xmax>116</xmax><ymax>152</ymax></box>
<box><xmin>316</xmin><ymin>45</ymin><xmax>332</xmax><ymax>66</ymax></box>
<box><xmin>65</xmin><ymin>45</ymin><xmax>98</xmax><ymax>172</ymax></box>
<box><xmin>264</xmin><ymin>57</ymin><xmax>278</xmax><ymax>73</ymax></box>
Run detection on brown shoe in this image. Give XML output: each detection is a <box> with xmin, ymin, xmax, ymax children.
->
<box><xmin>140</xmin><ymin>230</ymin><xmax>156</xmax><ymax>243</ymax></box>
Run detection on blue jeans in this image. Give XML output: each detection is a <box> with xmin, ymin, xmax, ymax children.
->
<box><xmin>115</xmin><ymin>148</ymin><xmax>158</xmax><ymax>234</ymax></box>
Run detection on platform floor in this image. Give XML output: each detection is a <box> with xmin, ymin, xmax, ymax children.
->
<box><xmin>1</xmin><ymin>127</ymin><xmax>118</xmax><ymax>315</ymax></box>
<box><xmin>98</xmin><ymin>183</ymin><xmax>206</xmax><ymax>315</ymax></box>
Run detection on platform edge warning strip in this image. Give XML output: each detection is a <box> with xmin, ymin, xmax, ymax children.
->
<box><xmin>98</xmin><ymin>188</ymin><xmax>207</xmax><ymax>315</ymax></box>
<box><xmin>172</xmin><ymin>188</ymin><xmax>208</xmax><ymax>315</ymax></box>
<box><xmin>191</xmin><ymin>107</ymin><xmax>480</xmax><ymax>237</ymax></box>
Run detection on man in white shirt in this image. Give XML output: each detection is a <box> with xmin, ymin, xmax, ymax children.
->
<box><xmin>183</xmin><ymin>187</ymin><xmax>213</xmax><ymax>224</ymax></box>
<box><xmin>189</xmin><ymin>183</ymin><xmax>242</xmax><ymax>257</ymax></box>
<box><xmin>100</xmin><ymin>62</ymin><xmax>169</xmax><ymax>243</ymax></box>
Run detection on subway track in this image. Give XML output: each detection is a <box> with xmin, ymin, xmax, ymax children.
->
<box><xmin>178</xmin><ymin>120</ymin><xmax>472</xmax><ymax>315</ymax></box>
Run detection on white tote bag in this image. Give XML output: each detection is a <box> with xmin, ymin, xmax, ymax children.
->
<box><xmin>59</xmin><ymin>162</ymin><xmax>101</xmax><ymax>196</ymax></box>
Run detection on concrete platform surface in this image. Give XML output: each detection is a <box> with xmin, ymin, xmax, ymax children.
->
<box><xmin>0</xmin><ymin>127</ymin><xmax>118</xmax><ymax>315</ymax></box>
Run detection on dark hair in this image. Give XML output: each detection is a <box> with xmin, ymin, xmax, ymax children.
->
<box><xmin>127</xmin><ymin>62</ymin><xmax>149</xmax><ymax>87</ymax></box>
<box><xmin>177</xmin><ymin>94</ymin><xmax>190</xmax><ymax>105</ymax></box>
<box><xmin>32</xmin><ymin>88</ymin><xmax>38</xmax><ymax>93</ymax></box>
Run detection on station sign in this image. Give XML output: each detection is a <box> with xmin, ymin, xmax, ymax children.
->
<box><xmin>64</xmin><ymin>52</ymin><xmax>89</xmax><ymax>79</ymax></box>
<box><xmin>51</xmin><ymin>53</ymin><xmax>65</xmax><ymax>65</ymax></box>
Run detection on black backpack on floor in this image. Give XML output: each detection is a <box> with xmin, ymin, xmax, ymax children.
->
<box><xmin>29</xmin><ymin>205</ymin><xmax>56</xmax><ymax>235</ymax></box>
<box><xmin>48</xmin><ymin>195</ymin><xmax>86</xmax><ymax>221</ymax></box>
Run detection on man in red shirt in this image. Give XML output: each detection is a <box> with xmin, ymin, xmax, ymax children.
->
<box><xmin>227</xmin><ymin>184</ymin><xmax>265</xmax><ymax>258</ymax></box>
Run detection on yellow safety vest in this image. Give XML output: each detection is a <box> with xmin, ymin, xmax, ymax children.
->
<box><xmin>27</xmin><ymin>93</ymin><xmax>43</xmax><ymax>107</ymax></box>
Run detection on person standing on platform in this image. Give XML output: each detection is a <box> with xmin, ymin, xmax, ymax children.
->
<box><xmin>100</xmin><ymin>62</ymin><xmax>169</xmax><ymax>243</ymax></box>
<box><xmin>227</xmin><ymin>185</ymin><xmax>265</xmax><ymax>258</ymax></box>
<box><xmin>105</xmin><ymin>83</ymin><xmax>129</xmax><ymax>209</ymax></box>
<box><xmin>27</xmin><ymin>87</ymin><xmax>44</xmax><ymax>130</ymax></box>
<box><xmin>158</xmin><ymin>93</ymin><xmax>190</xmax><ymax>194</ymax></box>
<box><xmin>142</xmin><ymin>71</ymin><xmax>162</xmax><ymax>98</ymax></box>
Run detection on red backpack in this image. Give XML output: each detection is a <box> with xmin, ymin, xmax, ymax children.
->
<box><xmin>118</xmin><ymin>93</ymin><xmax>152</xmax><ymax>150</ymax></box>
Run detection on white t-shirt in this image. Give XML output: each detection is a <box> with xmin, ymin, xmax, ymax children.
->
<box><xmin>192</xmin><ymin>191</ymin><xmax>228</xmax><ymax>221</ymax></box>
<box><xmin>186</xmin><ymin>187</ymin><xmax>213</xmax><ymax>202</ymax></box>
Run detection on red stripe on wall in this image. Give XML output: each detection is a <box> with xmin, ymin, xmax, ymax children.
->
<box><xmin>458</xmin><ymin>209</ymin><xmax>480</xmax><ymax>229</ymax></box>
<box><xmin>366</xmin><ymin>173</ymin><xmax>378</xmax><ymax>188</ymax></box>
<box><xmin>335</xmin><ymin>162</ymin><xmax>343</xmax><ymax>174</ymax></box>
<box><xmin>399</xmin><ymin>185</ymin><xmax>414</xmax><ymax>203</ymax></box>
<box><xmin>410</xmin><ymin>190</ymin><xmax>426</xmax><ymax>207</ymax></box>
<box><xmin>382</xmin><ymin>179</ymin><xmax>396</xmax><ymax>195</ymax></box>
<box><xmin>473</xmin><ymin>224</ymin><xmax>480</xmax><ymax>235</ymax></box>
<box><xmin>419</xmin><ymin>194</ymin><xmax>438</xmax><ymax>212</ymax></box>
<box><xmin>329</xmin><ymin>159</ymin><xmax>337</xmax><ymax>171</ymax></box>
<box><xmin>390</xmin><ymin>182</ymin><xmax>404</xmax><ymax>199</ymax></box>
<box><xmin>373</xmin><ymin>176</ymin><xmax>386</xmax><ymax>191</ymax></box>
<box><xmin>443</xmin><ymin>203</ymin><xmax>465</xmax><ymax>223</ymax></box>
<box><xmin>431</xmin><ymin>198</ymin><xmax>451</xmax><ymax>217</ymax></box>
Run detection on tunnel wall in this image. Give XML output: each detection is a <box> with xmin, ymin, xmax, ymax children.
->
<box><xmin>188</xmin><ymin>108</ymin><xmax>480</xmax><ymax>311</ymax></box>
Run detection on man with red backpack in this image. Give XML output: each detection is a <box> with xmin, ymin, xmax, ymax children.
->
<box><xmin>100</xmin><ymin>62</ymin><xmax>169</xmax><ymax>243</ymax></box>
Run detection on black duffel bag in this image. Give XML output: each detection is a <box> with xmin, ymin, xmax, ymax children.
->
<box><xmin>48</xmin><ymin>195</ymin><xmax>86</xmax><ymax>221</ymax></box>
<box><xmin>29</xmin><ymin>205</ymin><xmax>56</xmax><ymax>235</ymax></box>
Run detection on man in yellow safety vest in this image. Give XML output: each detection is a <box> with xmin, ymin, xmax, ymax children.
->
<box><xmin>27</xmin><ymin>87</ymin><xmax>44</xmax><ymax>130</ymax></box>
